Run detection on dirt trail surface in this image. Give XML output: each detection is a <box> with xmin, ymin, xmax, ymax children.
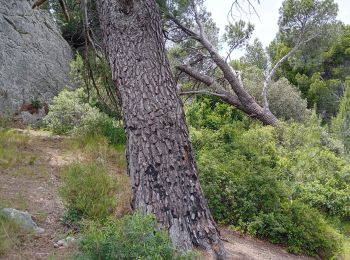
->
<box><xmin>0</xmin><ymin>129</ymin><xmax>314</xmax><ymax>260</ymax></box>
<box><xmin>0</xmin><ymin>130</ymin><xmax>77</xmax><ymax>259</ymax></box>
<box><xmin>221</xmin><ymin>229</ymin><xmax>313</xmax><ymax>260</ymax></box>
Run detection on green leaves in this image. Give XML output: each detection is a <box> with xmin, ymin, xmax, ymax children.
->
<box><xmin>186</xmin><ymin>98</ymin><xmax>349</xmax><ymax>256</ymax></box>
<box><xmin>278</xmin><ymin>0</ymin><xmax>338</xmax><ymax>44</ymax></box>
<box><xmin>332</xmin><ymin>78</ymin><xmax>350</xmax><ymax>152</ymax></box>
<box><xmin>77</xmin><ymin>213</ymin><xmax>194</xmax><ymax>259</ymax></box>
<box><xmin>224</xmin><ymin>20</ymin><xmax>254</xmax><ymax>50</ymax></box>
<box><xmin>59</xmin><ymin>163</ymin><xmax>118</xmax><ymax>222</ymax></box>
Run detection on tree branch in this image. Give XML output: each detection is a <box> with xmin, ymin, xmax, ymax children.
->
<box><xmin>190</xmin><ymin>7</ymin><xmax>256</xmax><ymax>106</ymax></box>
<box><xmin>177</xmin><ymin>64</ymin><xmax>215</xmax><ymax>86</ymax></box>
<box><xmin>177</xmin><ymin>65</ymin><xmax>245</xmax><ymax>109</ymax></box>
<box><xmin>166</xmin><ymin>15</ymin><xmax>197</xmax><ymax>38</ymax></box>
<box><xmin>81</xmin><ymin>0</ymin><xmax>102</xmax><ymax>59</ymax></box>
<box><xmin>58</xmin><ymin>0</ymin><xmax>70</xmax><ymax>21</ymax></box>
<box><xmin>32</xmin><ymin>0</ymin><xmax>47</xmax><ymax>9</ymax></box>
<box><xmin>180</xmin><ymin>90</ymin><xmax>226</xmax><ymax>98</ymax></box>
<box><xmin>167</xmin><ymin>2</ymin><xmax>278</xmax><ymax>125</ymax></box>
<box><xmin>262</xmin><ymin>42</ymin><xmax>300</xmax><ymax>109</ymax></box>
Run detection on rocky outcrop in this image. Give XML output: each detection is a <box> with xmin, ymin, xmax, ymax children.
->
<box><xmin>0</xmin><ymin>0</ymin><xmax>72</xmax><ymax>117</ymax></box>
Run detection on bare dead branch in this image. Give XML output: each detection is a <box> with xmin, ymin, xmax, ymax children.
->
<box><xmin>262</xmin><ymin>42</ymin><xmax>300</xmax><ymax>110</ymax></box>
<box><xmin>228</xmin><ymin>0</ymin><xmax>260</xmax><ymax>22</ymax></box>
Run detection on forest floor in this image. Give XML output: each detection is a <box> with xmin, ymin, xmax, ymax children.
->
<box><xmin>0</xmin><ymin>128</ymin><xmax>313</xmax><ymax>260</ymax></box>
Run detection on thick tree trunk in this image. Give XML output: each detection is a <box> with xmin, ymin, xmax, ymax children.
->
<box><xmin>96</xmin><ymin>0</ymin><xmax>226</xmax><ymax>258</ymax></box>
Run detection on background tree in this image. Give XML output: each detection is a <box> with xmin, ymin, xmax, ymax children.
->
<box><xmin>165</xmin><ymin>0</ymin><xmax>337</xmax><ymax>125</ymax></box>
<box><xmin>268</xmin><ymin>2</ymin><xmax>348</xmax><ymax>122</ymax></box>
<box><xmin>240</xmin><ymin>38</ymin><xmax>268</xmax><ymax>72</ymax></box>
<box><xmin>332</xmin><ymin>78</ymin><xmax>350</xmax><ymax>152</ymax></box>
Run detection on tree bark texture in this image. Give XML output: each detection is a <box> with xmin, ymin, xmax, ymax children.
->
<box><xmin>96</xmin><ymin>0</ymin><xmax>226</xmax><ymax>258</ymax></box>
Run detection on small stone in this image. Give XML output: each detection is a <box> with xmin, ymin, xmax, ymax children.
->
<box><xmin>56</xmin><ymin>240</ymin><xmax>65</xmax><ymax>246</ymax></box>
<box><xmin>36</xmin><ymin>227</ymin><xmax>45</xmax><ymax>234</ymax></box>
<box><xmin>53</xmin><ymin>243</ymin><xmax>59</xmax><ymax>248</ymax></box>
<box><xmin>66</xmin><ymin>236</ymin><xmax>75</xmax><ymax>243</ymax></box>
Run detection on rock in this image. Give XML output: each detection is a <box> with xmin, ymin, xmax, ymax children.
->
<box><xmin>1</xmin><ymin>208</ymin><xmax>45</xmax><ymax>234</ymax></box>
<box><xmin>15</xmin><ymin>107</ymin><xmax>47</xmax><ymax>128</ymax></box>
<box><xmin>56</xmin><ymin>239</ymin><xmax>67</xmax><ymax>247</ymax></box>
<box><xmin>0</xmin><ymin>0</ymin><xmax>73</xmax><ymax>119</ymax></box>
<box><xmin>53</xmin><ymin>243</ymin><xmax>59</xmax><ymax>248</ymax></box>
<box><xmin>55</xmin><ymin>236</ymin><xmax>76</xmax><ymax>248</ymax></box>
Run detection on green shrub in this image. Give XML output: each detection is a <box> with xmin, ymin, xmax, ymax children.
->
<box><xmin>59</xmin><ymin>163</ymin><xmax>117</xmax><ymax>223</ymax></box>
<box><xmin>187</xmin><ymin>99</ymin><xmax>349</xmax><ymax>257</ymax></box>
<box><xmin>77</xmin><ymin>213</ymin><xmax>194</xmax><ymax>260</ymax></box>
<box><xmin>44</xmin><ymin>88</ymin><xmax>126</xmax><ymax>146</ymax></box>
<box><xmin>248</xmin><ymin>202</ymin><xmax>343</xmax><ymax>257</ymax></box>
<box><xmin>186</xmin><ymin>97</ymin><xmax>245</xmax><ymax>130</ymax></box>
<box><xmin>44</xmin><ymin>88</ymin><xmax>90</xmax><ymax>134</ymax></box>
<box><xmin>196</xmin><ymin>131</ymin><xmax>346</xmax><ymax>257</ymax></box>
<box><xmin>62</xmin><ymin>207</ymin><xmax>84</xmax><ymax>230</ymax></box>
<box><xmin>72</xmin><ymin>109</ymin><xmax>126</xmax><ymax>147</ymax></box>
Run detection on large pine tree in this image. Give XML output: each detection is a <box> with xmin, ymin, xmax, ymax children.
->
<box><xmin>95</xmin><ymin>0</ymin><xmax>226</xmax><ymax>258</ymax></box>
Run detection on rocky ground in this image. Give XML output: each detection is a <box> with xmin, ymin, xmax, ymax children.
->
<box><xmin>0</xmin><ymin>129</ymin><xmax>314</xmax><ymax>260</ymax></box>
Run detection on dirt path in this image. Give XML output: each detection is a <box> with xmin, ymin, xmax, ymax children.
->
<box><xmin>0</xmin><ymin>130</ymin><xmax>77</xmax><ymax>259</ymax></box>
<box><xmin>220</xmin><ymin>229</ymin><xmax>313</xmax><ymax>260</ymax></box>
<box><xmin>1</xmin><ymin>129</ymin><xmax>314</xmax><ymax>260</ymax></box>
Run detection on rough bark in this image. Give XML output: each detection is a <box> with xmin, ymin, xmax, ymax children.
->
<box><xmin>96</xmin><ymin>0</ymin><xmax>226</xmax><ymax>258</ymax></box>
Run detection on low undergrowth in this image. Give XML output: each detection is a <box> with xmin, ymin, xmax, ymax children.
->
<box><xmin>59</xmin><ymin>162</ymin><xmax>119</xmax><ymax>226</ymax></box>
<box><xmin>43</xmin><ymin>88</ymin><xmax>126</xmax><ymax>147</ymax></box>
<box><xmin>77</xmin><ymin>213</ymin><xmax>197</xmax><ymax>260</ymax></box>
<box><xmin>188</xmin><ymin>98</ymin><xmax>349</xmax><ymax>258</ymax></box>
<box><xmin>0</xmin><ymin>130</ymin><xmax>29</xmax><ymax>169</ymax></box>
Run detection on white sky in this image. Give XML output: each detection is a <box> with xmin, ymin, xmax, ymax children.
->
<box><xmin>204</xmin><ymin>0</ymin><xmax>350</xmax><ymax>57</ymax></box>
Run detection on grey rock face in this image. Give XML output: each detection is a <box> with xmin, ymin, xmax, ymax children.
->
<box><xmin>2</xmin><ymin>208</ymin><xmax>45</xmax><ymax>234</ymax></box>
<box><xmin>0</xmin><ymin>0</ymin><xmax>72</xmax><ymax>117</ymax></box>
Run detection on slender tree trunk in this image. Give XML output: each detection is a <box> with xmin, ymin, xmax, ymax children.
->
<box><xmin>96</xmin><ymin>0</ymin><xmax>226</xmax><ymax>258</ymax></box>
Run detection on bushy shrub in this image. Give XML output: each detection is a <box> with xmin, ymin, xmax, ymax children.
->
<box><xmin>248</xmin><ymin>202</ymin><xmax>343</xmax><ymax>257</ymax></box>
<box><xmin>187</xmin><ymin>99</ymin><xmax>349</xmax><ymax>257</ymax></box>
<box><xmin>242</xmin><ymin>66</ymin><xmax>311</xmax><ymax>122</ymax></box>
<box><xmin>73</xmin><ymin>109</ymin><xmax>126</xmax><ymax>147</ymax></box>
<box><xmin>44</xmin><ymin>88</ymin><xmax>126</xmax><ymax>146</ymax></box>
<box><xmin>186</xmin><ymin>97</ymin><xmax>246</xmax><ymax>130</ymax></box>
<box><xmin>44</xmin><ymin>88</ymin><xmax>89</xmax><ymax>134</ymax></box>
<box><xmin>77</xmin><ymin>213</ymin><xmax>194</xmax><ymax>260</ymax></box>
<box><xmin>59</xmin><ymin>163</ymin><xmax>118</xmax><ymax>223</ymax></box>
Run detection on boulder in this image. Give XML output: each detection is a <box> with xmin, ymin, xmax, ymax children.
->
<box><xmin>2</xmin><ymin>208</ymin><xmax>45</xmax><ymax>234</ymax></box>
<box><xmin>0</xmin><ymin>0</ymin><xmax>73</xmax><ymax>118</ymax></box>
